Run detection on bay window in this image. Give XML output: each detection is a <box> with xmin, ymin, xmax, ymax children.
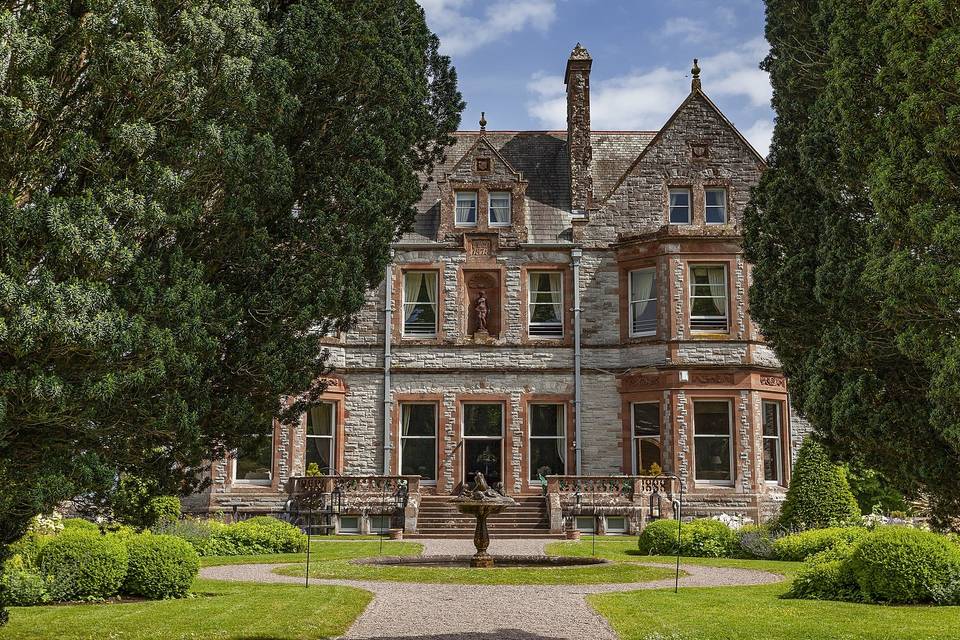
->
<box><xmin>689</xmin><ymin>264</ymin><xmax>728</xmax><ymax>332</ymax></box>
<box><xmin>762</xmin><ymin>401</ymin><xmax>784</xmax><ymax>484</ymax></box>
<box><xmin>628</xmin><ymin>268</ymin><xmax>657</xmax><ymax>336</ymax></box>
<box><xmin>400</xmin><ymin>403</ymin><xmax>437</xmax><ymax>482</ymax></box>
<box><xmin>632</xmin><ymin>402</ymin><xmax>662</xmax><ymax>475</ymax></box>
<box><xmin>694</xmin><ymin>400</ymin><xmax>733</xmax><ymax>483</ymax></box>
<box><xmin>402</xmin><ymin>271</ymin><xmax>438</xmax><ymax>337</ymax></box>
<box><xmin>528</xmin><ymin>271</ymin><xmax>563</xmax><ymax>337</ymax></box>
<box><xmin>529</xmin><ymin>404</ymin><xmax>565</xmax><ymax>480</ymax></box>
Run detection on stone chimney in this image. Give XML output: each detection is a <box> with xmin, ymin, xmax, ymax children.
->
<box><xmin>565</xmin><ymin>43</ymin><xmax>593</xmax><ymax>215</ymax></box>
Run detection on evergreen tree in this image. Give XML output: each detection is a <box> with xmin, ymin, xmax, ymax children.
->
<box><xmin>0</xmin><ymin>0</ymin><xmax>463</xmax><ymax>619</ymax></box>
<box><xmin>779</xmin><ymin>439</ymin><xmax>860</xmax><ymax>530</ymax></box>
<box><xmin>745</xmin><ymin>0</ymin><xmax>960</xmax><ymax>522</ymax></box>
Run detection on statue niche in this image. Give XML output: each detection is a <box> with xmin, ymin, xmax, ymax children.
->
<box><xmin>465</xmin><ymin>271</ymin><xmax>501</xmax><ymax>340</ymax></box>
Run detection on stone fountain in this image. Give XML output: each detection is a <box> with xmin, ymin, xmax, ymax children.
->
<box><xmin>451</xmin><ymin>472</ymin><xmax>516</xmax><ymax>567</ymax></box>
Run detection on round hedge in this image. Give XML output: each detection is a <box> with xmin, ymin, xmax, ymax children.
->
<box><xmin>682</xmin><ymin>519</ymin><xmax>738</xmax><ymax>558</ymax></box>
<box><xmin>123</xmin><ymin>534</ymin><xmax>199</xmax><ymax>599</ymax></box>
<box><xmin>772</xmin><ymin>527</ymin><xmax>867</xmax><ymax>561</ymax></box>
<box><xmin>638</xmin><ymin>519</ymin><xmax>680</xmax><ymax>555</ymax></box>
<box><xmin>38</xmin><ymin>531</ymin><xmax>127</xmax><ymax>601</ymax></box>
<box><xmin>850</xmin><ymin>526</ymin><xmax>960</xmax><ymax>604</ymax></box>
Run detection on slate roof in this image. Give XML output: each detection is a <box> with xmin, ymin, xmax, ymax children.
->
<box><xmin>400</xmin><ymin>130</ymin><xmax>657</xmax><ymax>245</ymax></box>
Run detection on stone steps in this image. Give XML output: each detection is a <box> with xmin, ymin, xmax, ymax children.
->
<box><xmin>413</xmin><ymin>495</ymin><xmax>556</xmax><ymax>538</ymax></box>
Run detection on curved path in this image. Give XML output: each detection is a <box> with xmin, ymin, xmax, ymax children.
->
<box><xmin>201</xmin><ymin>538</ymin><xmax>783</xmax><ymax>640</ymax></box>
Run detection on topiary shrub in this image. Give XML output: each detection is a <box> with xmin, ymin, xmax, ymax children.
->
<box><xmin>638</xmin><ymin>519</ymin><xmax>681</xmax><ymax>555</ymax></box>
<box><xmin>681</xmin><ymin>519</ymin><xmax>738</xmax><ymax>558</ymax></box>
<box><xmin>772</xmin><ymin>527</ymin><xmax>867</xmax><ymax>561</ymax></box>
<box><xmin>123</xmin><ymin>534</ymin><xmax>199</xmax><ymax>599</ymax></box>
<box><xmin>38</xmin><ymin>531</ymin><xmax>128</xmax><ymax>601</ymax></box>
<box><xmin>778</xmin><ymin>440</ymin><xmax>860</xmax><ymax>531</ymax></box>
<box><xmin>850</xmin><ymin>526</ymin><xmax>960</xmax><ymax>604</ymax></box>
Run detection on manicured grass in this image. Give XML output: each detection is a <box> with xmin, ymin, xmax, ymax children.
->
<box><xmin>277</xmin><ymin>557</ymin><xmax>677</xmax><ymax>585</ymax></box>
<box><xmin>200</xmin><ymin>539</ymin><xmax>422</xmax><ymax>566</ymax></box>
<box><xmin>4</xmin><ymin>578</ymin><xmax>371</xmax><ymax>640</ymax></box>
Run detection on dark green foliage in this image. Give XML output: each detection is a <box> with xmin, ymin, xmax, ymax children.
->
<box><xmin>112</xmin><ymin>476</ymin><xmax>181</xmax><ymax>530</ymax></box>
<box><xmin>637</xmin><ymin>519</ymin><xmax>681</xmax><ymax>555</ymax></box>
<box><xmin>778</xmin><ymin>440</ymin><xmax>860</xmax><ymax>530</ymax></box>
<box><xmin>772</xmin><ymin>527</ymin><xmax>866</xmax><ymax>561</ymax></box>
<box><xmin>746</xmin><ymin>0</ymin><xmax>960</xmax><ymax>522</ymax></box>
<box><xmin>850</xmin><ymin>527</ymin><xmax>960</xmax><ymax>604</ymax></box>
<box><xmin>845</xmin><ymin>463</ymin><xmax>909</xmax><ymax>516</ymax></box>
<box><xmin>784</xmin><ymin>544</ymin><xmax>861</xmax><ymax>602</ymax></box>
<box><xmin>122</xmin><ymin>535</ymin><xmax>199</xmax><ymax>599</ymax></box>
<box><xmin>0</xmin><ymin>0</ymin><xmax>462</xmax><ymax>620</ymax></box>
<box><xmin>38</xmin><ymin>531</ymin><xmax>127</xmax><ymax>601</ymax></box>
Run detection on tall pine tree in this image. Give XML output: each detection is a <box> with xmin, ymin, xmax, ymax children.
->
<box><xmin>745</xmin><ymin>0</ymin><xmax>960</xmax><ymax>524</ymax></box>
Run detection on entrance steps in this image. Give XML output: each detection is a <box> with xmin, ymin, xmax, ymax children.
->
<box><xmin>407</xmin><ymin>495</ymin><xmax>562</xmax><ymax>539</ymax></box>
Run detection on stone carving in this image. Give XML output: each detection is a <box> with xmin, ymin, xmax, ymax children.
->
<box><xmin>452</xmin><ymin>472</ymin><xmax>516</xmax><ymax>567</ymax></box>
<box><xmin>692</xmin><ymin>373</ymin><xmax>735</xmax><ymax>384</ymax></box>
<box><xmin>470</xmin><ymin>239</ymin><xmax>492</xmax><ymax>256</ymax></box>
<box><xmin>759</xmin><ymin>375</ymin><xmax>786</xmax><ymax>389</ymax></box>
<box><xmin>474</xmin><ymin>291</ymin><xmax>488</xmax><ymax>332</ymax></box>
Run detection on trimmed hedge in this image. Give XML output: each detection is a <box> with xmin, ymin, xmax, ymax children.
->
<box><xmin>123</xmin><ymin>534</ymin><xmax>199</xmax><ymax>599</ymax></box>
<box><xmin>772</xmin><ymin>527</ymin><xmax>867</xmax><ymax>561</ymax></box>
<box><xmin>784</xmin><ymin>543</ymin><xmax>860</xmax><ymax>601</ymax></box>
<box><xmin>156</xmin><ymin>515</ymin><xmax>307</xmax><ymax>556</ymax></box>
<box><xmin>638</xmin><ymin>519</ymin><xmax>680</xmax><ymax>555</ymax></box>
<box><xmin>637</xmin><ymin>519</ymin><xmax>737</xmax><ymax>558</ymax></box>
<box><xmin>850</xmin><ymin>527</ymin><xmax>960</xmax><ymax>604</ymax></box>
<box><xmin>38</xmin><ymin>531</ymin><xmax>128</xmax><ymax>601</ymax></box>
<box><xmin>778</xmin><ymin>439</ymin><xmax>860</xmax><ymax>530</ymax></box>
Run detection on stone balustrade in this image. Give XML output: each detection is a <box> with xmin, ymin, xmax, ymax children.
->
<box><xmin>544</xmin><ymin>475</ymin><xmax>680</xmax><ymax>534</ymax></box>
<box><xmin>286</xmin><ymin>475</ymin><xmax>421</xmax><ymax>533</ymax></box>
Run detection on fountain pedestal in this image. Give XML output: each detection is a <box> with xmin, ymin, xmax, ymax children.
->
<box><xmin>452</xmin><ymin>472</ymin><xmax>516</xmax><ymax>568</ymax></box>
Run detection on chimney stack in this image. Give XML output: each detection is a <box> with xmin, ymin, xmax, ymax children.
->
<box><xmin>565</xmin><ymin>43</ymin><xmax>593</xmax><ymax>215</ymax></box>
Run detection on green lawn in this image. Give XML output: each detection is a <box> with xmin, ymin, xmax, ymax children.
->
<box><xmin>549</xmin><ymin>537</ymin><xmax>960</xmax><ymax>640</ymax></box>
<box><xmin>200</xmin><ymin>539</ymin><xmax>422</xmax><ymax>566</ymax></box>
<box><xmin>4</xmin><ymin>579</ymin><xmax>371</xmax><ymax>640</ymax></box>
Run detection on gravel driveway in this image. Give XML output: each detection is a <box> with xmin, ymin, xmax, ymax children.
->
<box><xmin>200</xmin><ymin>538</ymin><xmax>783</xmax><ymax>640</ymax></box>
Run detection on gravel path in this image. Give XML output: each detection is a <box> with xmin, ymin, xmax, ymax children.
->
<box><xmin>201</xmin><ymin>539</ymin><xmax>783</xmax><ymax>640</ymax></box>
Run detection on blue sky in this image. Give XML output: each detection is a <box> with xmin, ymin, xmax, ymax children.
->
<box><xmin>419</xmin><ymin>0</ymin><xmax>774</xmax><ymax>155</ymax></box>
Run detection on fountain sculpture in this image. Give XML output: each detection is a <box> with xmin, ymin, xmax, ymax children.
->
<box><xmin>451</xmin><ymin>472</ymin><xmax>516</xmax><ymax>567</ymax></box>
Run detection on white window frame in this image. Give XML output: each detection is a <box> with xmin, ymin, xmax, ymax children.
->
<box><xmin>399</xmin><ymin>402</ymin><xmax>438</xmax><ymax>484</ymax></box>
<box><xmin>705</xmin><ymin>188</ymin><xmax>727</xmax><ymax>224</ymax></box>
<box><xmin>669</xmin><ymin>188</ymin><xmax>691</xmax><ymax>224</ymax></box>
<box><xmin>630</xmin><ymin>402</ymin><xmax>662</xmax><ymax>475</ymax></box>
<box><xmin>605</xmin><ymin>516</ymin><xmax>628</xmax><ymax>534</ymax></box>
<box><xmin>762</xmin><ymin>400</ymin><xmax>784</xmax><ymax>485</ymax></box>
<box><xmin>232</xmin><ymin>432</ymin><xmax>273</xmax><ymax>485</ymax></box>
<box><xmin>527</xmin><ymin>271</ymin><xmax>564</xmax><ymax>338</ymax></box>
<box><xmin>688</xmin><ymin>264</ymin><xmax>729</xmax><ymax>332</ymax></box>
<box><xmin>693</xmin><ymin>399</ymin><xmax>734</xmax><ymax>485</ymax></box>
<box><xmin>628</xmin><ymin>267</ymin><xmax>657</xmax><ymax>337</ymax></box>
<box><xmin>488</xmin><ymin>191</ymin><xmax>511</xmax><ymax>227</ymax></box>
<box><xmin>306</xmin><ymin>402</ymin><xmax>337</xmax><ymax>475</ymax></box>
<box><xmin>528</xmin><ymin>403</ymin><xmax>566</xmax><ymax>481</ymax></box>
<box><xmin>401</xmin><ymin>270</ymin><xmax>439</xmax><ymax>337</ymax></box>
<box><xmin>455</xmin><ymin>191</ymin><xmax>478</xmax><ymax>227</ymax></box>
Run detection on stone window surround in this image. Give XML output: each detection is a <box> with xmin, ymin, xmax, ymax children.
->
<box><xmin>520</xmin><ymin>393</ymin><xmax>574</xmax><ymax>493</ymax></box>
<box><xmin>618</xmin><ymin>258</ymin><xmax>661</xmax><ymax>344</ymax></box>
<box><xmin>458</xmin><ymin>263</ymin><xmax>507</xmax><ymax>340</ymax></box>
<box><xmin>663</xmin><ymin>179</ymin><xmax>734</xmax><ymax>227</ymax></box>
<box><xmin>439</xmin><ymin>181</ymin><xmax>528</xmax><ymax>242</ymax></box>
<box><xmin>389</xmin><ymin>393</ymin><xmax>445</xmax><ymax>485</ymax></box>
<box><xmin>290</xmin><ymin>379</ymin><xmax>348</xmax><ymax>479</ymax></box>
<box><xmin>452</xmin><ymin>393</ymin><xmax>515</xmax><ymax>493</ymax></box>
<box><xmin>619</xmin><ymin>389</ymin><xmax>665</xmax><ymax>476</ymax></box>
<box><xmin>518</xmin><ymin>263</ymin><xmax>574</xmax><ymax>346</ymax></box>
<box><xmin>393</xmin><ymin>262</ymin><xmax>446</xmax><ymax>345</ymax></box>
<box><xmin>684</xmin><ymin>390</ymin><xmax>743</xmax><ymax>489</ymax></box>
<box><xmin>685</xmin><ymin>258</ymin><xmax>734</xmax><ymax>338</ymax></box>
<box><xmin>227</xmin><ymin>429</ymin><xmax>276</xmax><ymax>489</ymax></box>
<box><xmin>758</xmin><ymin>391</ymin><xmax>791</xmax><ymax>489</ymax></box>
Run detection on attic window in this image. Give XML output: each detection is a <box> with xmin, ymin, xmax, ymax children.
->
<box><xmin>475</xmin><ymin>157</ymin><xmax>491</xmax><ymax>172</ymax></box>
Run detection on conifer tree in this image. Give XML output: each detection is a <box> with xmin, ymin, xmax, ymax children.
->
<box><xmin>778</xmin><ymin>439</ymin><xmax>860</xmax><ymax>531</ymax></box>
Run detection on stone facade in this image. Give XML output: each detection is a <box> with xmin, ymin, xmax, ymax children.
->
<box><xmin>190</xmin><ymin>45</ymin><xmax>811</xmax><ymax>523</ymax></box>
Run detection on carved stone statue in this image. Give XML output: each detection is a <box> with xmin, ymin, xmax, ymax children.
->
<box><xmin>474</xmin><ymin>290</ymin><xmax>489</xmax><ymax>332</ymax></box>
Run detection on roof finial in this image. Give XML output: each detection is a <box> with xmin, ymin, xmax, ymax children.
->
<box><xmin>479</xmin><ymin>111</ymin><xmax>487</xmax><ymax>133</ymax></box>
<box><xmin>691</xmin><ymin>58</ymin><xmax>701</xmax><ymax>91</ymax></box>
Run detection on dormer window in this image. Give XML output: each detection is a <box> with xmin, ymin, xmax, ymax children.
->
<box><xmin>455</xmin><ymin>192</ymin><xmax>477</xmax><ymax>226</ymax></box>
<box><xmin>669</xmin><ymin>188</ymin><xmax>691</xmax><ymax>224</ymax></box>
<box><xmin>488</xmin><ymin>191</ymin><xmax>511</xmax><ymax>227</ymax></box>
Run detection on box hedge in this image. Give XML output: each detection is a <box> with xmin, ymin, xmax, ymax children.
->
<box><xmin>638</xmin><ymin>519</ymin><xmax>681</xmax><ymax>555</ymax></box>
<box><xmin>123</xmin><ymin>534</ymin><xmax>199</xmax><ymax>599</ymax></box>
<box><xmin>38</xmin><ymin>531</ymin><xmax>128</xmax><ymax>601</ymax></box>
<box><xmin>772</xmin><ymin>527</ymin><xmax>867</xmax><ymax>561</ymax></box>
<box><xmin>638</xmin><ymin>518</ymin><xmax>737</xmax><ymax>558</ymax></box>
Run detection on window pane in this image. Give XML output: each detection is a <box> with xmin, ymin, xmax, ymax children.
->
<box><xmin>307</xmin><ymin>403</ymin><xmax>333</xmax><ymax>436</ymax></box>
<box><xmin>402</xmin><ymin>404</ymin><xmax>436</xmax><ymax>437</ymax></box>
<box><xmin>669</xmin><ymin>189</ymin><xmax>690</xmax><ymax>223</ymax></box>
<box><xmin>629</xmin><ymin>269</ymin><xmax>657</xmax><ymax>335</ymax></box>
<box><xmin>530</xmin><ymin>438</ymin><xmax>565</xmax><ymax>479</ymax></box>
<box><xmin>695</xmin><ymin>436</ymin><xmax>731</xmax><ymax>481</ymax></box>
<box><xmin>414</xmin><ymin>272</ymin><xmax>436</xmax><ymax>302</ymax></box>
<box><xmin>463</xmin><ymin>404</ymin><xmax>502</xmax><ymax>437</ymax></box>
<box><xmin>706</xmin><ymin>188</ymin><xmax>726</xmax><ymax>224</ymax></box>
<box><xmin>305</xmin><ymin>437</ymin><xmax>332</xmax><ymax>473</ymax></box>
<box><xmin>530</xmin><ymin>404</ymin><xmax>563</xmax><ymax>437</ymax></box>
<box><xmin>236</xmin><ymin>435</ymin><xmax>272</xmax><ymax>481</ymax></box>
<box><xmin>456</xmin><ymin>192</ymin><xmax>477</xmax><ymax>224</ymax></box>
<box><xmin>694</xmin><ymin>401</ymin><xmax>730</xmax><ymax>435</ymax></box>
<box><xmin>638</xmin><ymin>439</ymin><xmax>662</xmax><ymax>472</ymax></box>
<box><xmin>401</xmin><ymin>438</ymin><xmax>436</xmax><ymax>480</ymax></box>
<box><xmin>763</xmin><ymin>439</ymin><xmax>780</xmax><ymax>482</ymax></box>
<box><xmin>489</xmin><ymin>192</ymin><xmax>511</xmax><ymax>224</ymax></box>
<box><xmin>633</xmin><ymin>403</ymin><xmax>660</xmax><ymax>437</ymax></box>
<box><xmin>762</xmin><ymin>402</ymin><xmax>781</xmax><ymax>436</ymax></box>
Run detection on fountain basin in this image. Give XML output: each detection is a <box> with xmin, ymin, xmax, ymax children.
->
<box><xmin>354</xmin><ymin>554</ymin><xmax>608</xmax><ymax>568</ymax></box>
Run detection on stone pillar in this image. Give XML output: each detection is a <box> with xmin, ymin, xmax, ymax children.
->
<box><xmin>565</xmin><ymin>43</ymin><xmax>593</xmax><ymax>215</ymax></box>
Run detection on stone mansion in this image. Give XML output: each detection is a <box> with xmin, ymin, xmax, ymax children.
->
<box><xmin>185</xmin><ymin>45</ymin><xmax>809</xmax><ymax>532</ymax></box>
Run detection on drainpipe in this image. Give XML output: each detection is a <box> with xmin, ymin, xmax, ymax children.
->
<box><xmin>382</xmin><ymin>250</ymin><xmax>394</xmax><ymax>475</ymax></box>
<box><xmin>571</xmin><ymin>247</ymin><xmax>583</xmax><ymax>475</ymax></box>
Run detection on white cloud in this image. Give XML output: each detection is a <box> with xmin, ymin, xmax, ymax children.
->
<box><xmin>743</xmin><ymin>119</ymin><xmax>774</xmax><ymax>158</ymax></box>
<box><xmin>662</xmin><ymin>17</ymin><xmax>709</xmax><ymax>43</ymax></box>
<box><xmin>419</xmin><ymin>0</ymin><xmax>556</xmax><ymax>56</ymax></box>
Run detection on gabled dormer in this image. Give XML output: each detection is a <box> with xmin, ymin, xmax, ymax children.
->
<box><xmin>436</xmin><ymin>114</ymin><xmax>528</xmax><ymax>246</ymax></box>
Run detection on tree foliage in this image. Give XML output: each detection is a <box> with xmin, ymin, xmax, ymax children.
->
<box><xmin>745</xmin><ymin>0</ymin><xmax>960</xmax><ymax>522</ymax></box>
<box><xmin>0</xmin><ymin>0</ymin><xmax>461</xmax><ymax>574</ymax></box>
<box><xmin>778</xmin><ymin>440</ymin><xmax>860</xmax><ymax>531</ymax></box>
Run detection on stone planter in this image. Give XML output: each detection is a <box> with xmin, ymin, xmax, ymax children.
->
<box><xmin>389</xmin><ymin>528</ymin><xmax>404</xmax><ymax>540</ymax></box>
<box><xmin>565</xmin><ymin>529</ymin><xmax>581</xmax><ymax>541</ymax></box>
